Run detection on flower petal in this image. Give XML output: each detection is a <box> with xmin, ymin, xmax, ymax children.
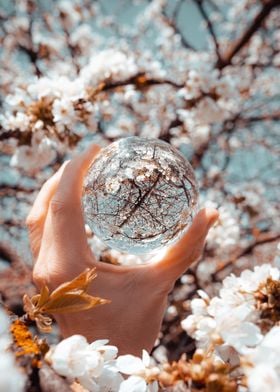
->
<box><xmin>90</xmin><ymin>339</ymin><xmax>109</xmax><ymax>350</ymax></box>
<box><xmin>50</xmin><ymin>335</ymin><xmax>88</xmax><ymax>377</ymax></box>
<box><xmin>142</xmin><ymin>350</ymin><xmax>150</xmax><ymax>367</ymax></box>
<box><xmin>119</xmin><ymin>376</ymin><xmax>147</xmax><ymax>392</ymax></box>
<box><xmin>116</xmin><ymin>355</ymin><xmax>145</xmax><ymax>375</ymax></box>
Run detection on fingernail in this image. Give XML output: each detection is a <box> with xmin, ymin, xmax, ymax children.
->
<box><xmin>207</xmin><ymin>214</ymin><xmax>219</xmax><ymax>230</ymax></box>
<box><xmin>62</xmin><ymin>160</ymin><xmax>70</xmax><ymax>165</ymax></box>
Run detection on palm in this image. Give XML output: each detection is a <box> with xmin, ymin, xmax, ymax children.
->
<box><xmin>55</xmin><ymin>263</ymin><xmax>168</xmax><ymax>355</ymax></box>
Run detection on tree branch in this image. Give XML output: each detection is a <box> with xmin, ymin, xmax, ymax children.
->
<box><xmin>216</xmin><ymin>0</ymin><xmax>280</xmax><ymax>69</ymax></box>
<box><xmin>212</xmin><ymin>232</ymin><xmax>280</xmax><ymax>279</ymax></box>
<box><xmin>162</xmin><ymin>0</ymin><xmax>196</xmax><ymax>51</ymax></box>
<box><xmin>18</xmin><ymin>29</ymin><xmax>42</xmax><ymax>77</ymax></box>
<box><xmin>159</xmin><ymin>117</ymin><xmax>183</xmax><ymax>143</ymax></box>
<box><xmin>85</xmin><ymin>73</ymin><xmax>183</xmax><ymax>101</ymax></box>
<box><xmin>193</xmin><ymin>0</ymin><xmax>222</xmax><ymax>62</ymax></box>
<box><xmin>240</xmin><ymin>112</ymin><xmax>280</xmax><ymax>123</ymax></box>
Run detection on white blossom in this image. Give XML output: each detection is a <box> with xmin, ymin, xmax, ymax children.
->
<box><xmin>243</xmin><ymin>327</ymin><xmax>280</xmax><ymax>392</ymax></box>
<box><xmin>247</xmin><ymin>364</ymin><xmax>280</xmax><ymax>392</ymax></box>
<box><xmin>50</xmin><ymin>335</ymin><xmax>90</xmax><ymax>378</ymax></box>
<box><xmin>205</xmin><ymin>202</ymin><xmax>241</xmax><ymax>256</ymax></box>
<box><xmin>49</xmin><ymin>335</ymin><xmax>122</xmax><ymax>391</ymax></box>
<box><xmin>181</xmin><ymin>264</ymin><xmax>279</xmax><ymax>353</ymax></box>
<box><xmin>117</xmin><ymin>350</ymin><xmax>159</xmax><ymax>392</ymax></box>
<box><xmin>2</xmin><ymin>112</ymin><xmax>30</xmax><ymax>132</ymax></box>
<box><xmin>0</xmin><ymin>307</ymin><xmax>10</xmax><ymax>336</ymax></box>
<box><xmin>0</xmin><ymin>352</ymin><xmax>26</xmax><ymax>392</ymax></box>
<box><xmin>10</xmin><ymin>133</ymin><xmax>56</xmax><ymax>173</ymax></box>
<box><xmin>119</xmin><ymin>375</ymin><xmax>147</xmax><ymax>392</ymax></box>
<box><xmin>0</xmin><ymin>307</ymin><xmax>26</xmax><ymax>392</ymax></box>
<box><xmin>49</xmin><ymin>336</ymin><xmax>159</xmax><ymax>391</ymax></box>
<box><xmin>119</xmin><ymin>376</ymin><xmax>158</xmax><ymax>392</ymax></box>
<box><xmin>80</xmin><ymin>50</ymin><xmax>138</xmax><ymax>87</ymax></box>
<box><xmin>28</xmin><ymin>76</ymin><xmax>85</xmax><ymax>101</ymax></box>
<box><xmin>52</xmin><ymin>98</ymin><xmax>76</xmax><ymax>125</ymax></box>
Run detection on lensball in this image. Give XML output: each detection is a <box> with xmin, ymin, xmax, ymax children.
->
<box><xmin>83</xmin><ymin>137</ymin><xmax>198</xmax><ymax>254</ymax></box>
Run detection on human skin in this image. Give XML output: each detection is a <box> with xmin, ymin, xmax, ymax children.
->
<box><xmin>26</xmin><ymin>144</ymin><xmax>218</xmax><ymax>356</ymax></box>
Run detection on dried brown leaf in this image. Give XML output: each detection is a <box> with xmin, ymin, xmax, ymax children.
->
<box><xmin>23</xmin><ymin>293</ymin><xmax>34</xmax><ymax>316</ymax></box>
<box><xmin>37</xmin><ymin>285</ymin><xmax>50</xmax><ymax>307</ymax></box>
<box><xmin>41</xmin><ymin>292</ymin><xmax>110</xmax><ymax>314</ymax></box>
<box><xmin>50</xmin><ymin>268</ymin><xmax>97</xmax><ymax>301</ymax></box>
<box><xmin>22</xmin><ymin>268</ymin><xmax>109</xmax><ymax>333</ymax></box>
<box><xmin>36</xmin><ymin>313</ymin><xmax>53</xmax><ymax>334</ymax></box>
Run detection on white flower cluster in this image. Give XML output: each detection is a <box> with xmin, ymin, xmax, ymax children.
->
<box><xmin>182</xmin><ymin>264</ymin><xmax>279</xmax><ymax>352</ymax></box>
<box><xmin>1</xmin><ymin>49</ymin><xmax>139</xmax><ymax>173</ymax></box>
<box><xmin>176</xmin><ymin>65</ymin><xmax>241</xmax><ymax>148</ymax></box>
<box><xmin>1</xmin><ymin>0</ymin><xmax>278</xmax><ymax>182</ymax></box>
<box><xmin>10</xmin><ymin>131</ymin><xmax>57</xmax><ymax>174</ymax></box>
<box><xmin>243</xmin><ymin>326</ymin><xmax>280</xmax><ymax>392</ymax></box>
<box><xmin>80</xmin><ymin>50</ymin><xmax>138</xmax><ymax>87</ymax></box>
<box><xmin>0</xmin><ymin>307</ymin><xmax>26</xmax><ymax>392</ymax></box>
<box><xmin>204</xmin><ymin>201</ymin><xmax>241</xmax><ymax>257</ymax></box>
<box><xmin>181</xmin><ymin>264</ymin><xmax>280</xmax><ymax>392</ymax></box>
<box><xmin>48</xmin><ymin>335</ymin><xmax>158</xmax><ymax>392</ymax></box>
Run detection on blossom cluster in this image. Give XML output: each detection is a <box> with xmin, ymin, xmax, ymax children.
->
<box><xmin>19</xmin><ymin>262</ymin><xmax>276</xmax><ymax>392</ymax></box>
<box><xmin>0</xmin><ymin>49</ymin><xmax>139</xmax><ymax>173</ymax></box>
<box><xmin>181</xmin><ymin>264</ymin><xmax>280</xmax><ymax>391</ymax></box>
<box><xmin>47</xmin><ymin>335</ymin><xmax>158</xmax><ymax>392</ymax></box>
<box><xmin>1</xmin><ymin>0</ymin><xmax>279</xmax><ymax>177</ymax></box>
<box><xmin>1</xmin><ymin>260</ymin><xmax>279</xmax><ymax>391</ymax></box>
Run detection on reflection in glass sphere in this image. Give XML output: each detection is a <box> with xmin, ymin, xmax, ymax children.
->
<box><xmin>83</xmin><ymin>137</ymin><xmax>198</xmax><ymax>254</ymax></box>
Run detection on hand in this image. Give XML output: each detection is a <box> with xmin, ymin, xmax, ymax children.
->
<box><xmin>26</xmin><ymin>144</ymin><xmax>218</xmax><ymax>355</ymax></box>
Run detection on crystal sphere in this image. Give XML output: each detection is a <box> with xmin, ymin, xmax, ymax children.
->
<box><xmin>83</xmin><ymin>137</ymin><xmax>198</xmax><ymax>254</ymax></box>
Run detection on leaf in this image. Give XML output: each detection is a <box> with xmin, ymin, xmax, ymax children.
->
<box><xmin>37</xmin><ymin>285</ymin><xmax>50</xmax><ymax>307</ymax></box>
<box><xmin>31</xmin><ymin>294</ymin><xmax>41</xmax><ymax>306</ymax></box>
<box><xmin>41</xmin><ymin>292</ymin><xmax>110</xmax><ymax>314</ymax></box>
<box><xmin>36</xmin><ymin>314</ymin><xmax>53</xmax><ymax>334</ymax></box>
<box><xmin>22</xmin><ymin>268</ymin><xmax>110</xmax><ymax>333</ymax></box>
<box><xmin>49</xmin><ymin>268</ymin><xmax>97</xmax><ymax>301</ymax></box>
<box><xmin>23</xmin><ymin>293</ymin><xmax>34</xmax><ymax>316</ymax></box>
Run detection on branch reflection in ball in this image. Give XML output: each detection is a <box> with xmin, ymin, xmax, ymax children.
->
<box><xmin>83</xmin><ymin>137</ymin><xmax>198</xmax><ymax>255</ymax></box>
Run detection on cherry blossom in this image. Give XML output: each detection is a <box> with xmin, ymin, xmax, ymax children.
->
<box><xmin>49</xmin><ymin>335</ymin><xmax>123</xmax><ymax>391</ymax></box>
<box><xmin>48</xmin><ymin>336</ymin><xmax>160</xmax><ymax>391</ymax></box>
<box><xmin>181</xmin><ymin>264</ymin><xmax>280</xmax><ymax>353</ymax></box>
<box><xmin>243</xmin><ymin>327</ymin><xmax>280</xmax><ymax>392</ymax></box>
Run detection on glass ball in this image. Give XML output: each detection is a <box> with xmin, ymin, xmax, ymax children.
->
<box><xmin>83</xmin><ymin>137</ymin><xmax>198</xmax><ymax>255</ymax></box>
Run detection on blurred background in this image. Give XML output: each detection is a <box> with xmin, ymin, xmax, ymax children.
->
<box><xmin>0</xmin><ymin>0</ymin><xmax>279</xmax><ymax>359</ymax></box>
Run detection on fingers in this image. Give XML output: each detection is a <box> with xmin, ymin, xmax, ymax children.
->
<box><xmin>51</xmin><ymin>144</ymin><xmax>101</xmax><ymax>206</ymax></box>
<box><xmin>150</xmin><ymin>208</ymin><xmax>219</xmax><ymax>282</ymax></box>
<box><xmin>40</xmin><ymin>144</ymin><xmax>101</xmax><ymax>268</ymax></box>
<box><xmin>26</xmin><ymin>161</ymin><xmax>69</xmax><ymax>259</ymax></box>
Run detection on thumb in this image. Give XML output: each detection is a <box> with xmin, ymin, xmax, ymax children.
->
<box><xmin>150</xmin><ymin>208</ymin><xmax>219</xmax><ymax>282</ymax></box>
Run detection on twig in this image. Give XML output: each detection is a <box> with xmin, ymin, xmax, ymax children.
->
<box><xmin>239</xmin><ymin>112</ymin><xmax>280</xmax><ymax>123</ymax></box>
<box><xmin>193</xmin><ymin>0</ymin><xmax>222</xmax><ymax>62</ymax></box>
<box><xmin>159</xmin><ymin>117</ymin><xmax>183</xmax><ymax>143</ymax></box>
<box><xmin>18</xmin><ymin>15</ymin><xmax>42</xmax><ymax>77</ymax></box>
<box><xmin>58</xmin><ymin>11</ymin><xmax>80</xmax><ymax>74</ymax></box>
<box><xmin>102</xmin><ymin>73</ymin><xmax>183</xmax><ymax>92</ymax></box>
<box><xmin>162</xmin><ymin>0</ymin><xmax>196</xmax><ymax>51</ymax></box>
<box><xmin>217</xmin><ymin>0</ymin><xmax>280</xmax><ymax>69</ymax></box>
<box><xmin>212</xmin><ymin>232</ymin><xmax>280</xmax><ymax>279</ymax></box>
